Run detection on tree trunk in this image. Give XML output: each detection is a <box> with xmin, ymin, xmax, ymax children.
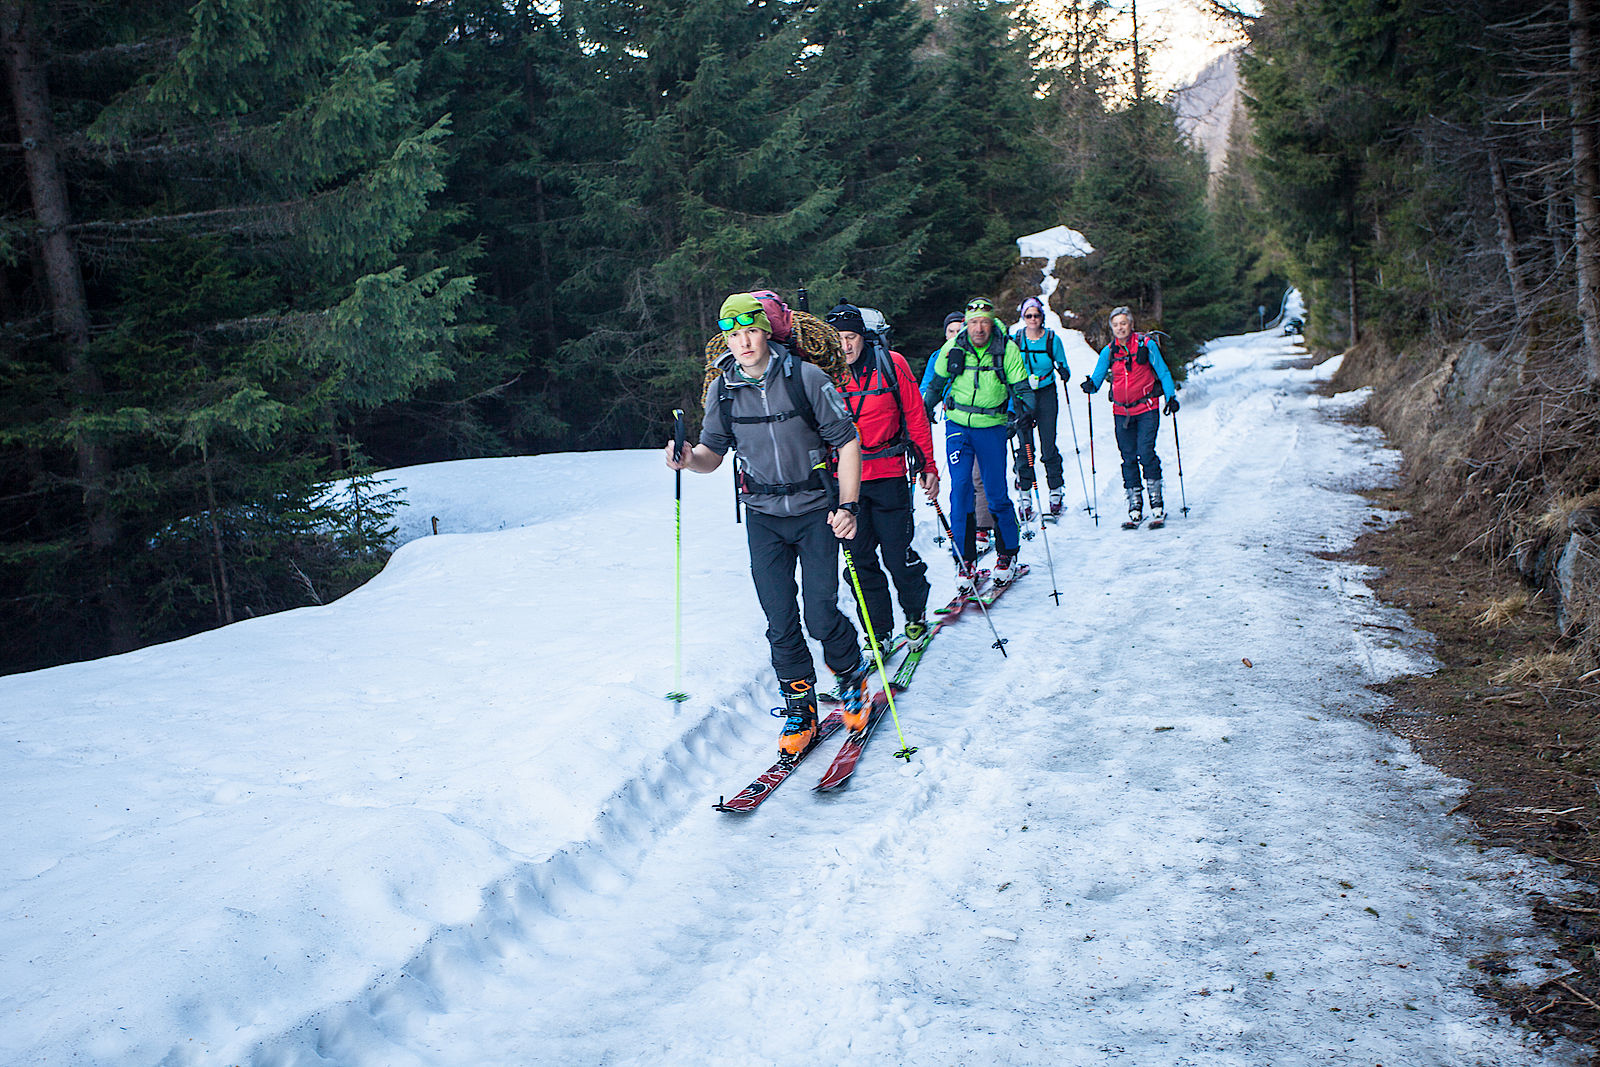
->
<box><xmin>1487</xmin><ymin>138</ymin><xmax>1529</xmax><ymax>319</ymax></box>
<box><xmin>1347</xmin><ymin>249</ymin><xmax>1361</xmax><ymax>345</ymax></box>
<box><xmin>1</xmin><ymin>0</ymin><xmax>136</xmax><ymax>651</ymax></box>
<box><xmin>1</xmin><ymin>2</ymin><xmax>88</xmax><ymax>351</ymax></box>
<box><xmin>1130</xmin><ymin>0</ymin><xmax>1145</xmax><ymax>104</ymax></box>
<box><xmin>201</xmin><ymin>444</ymin><xmax>235</xmax><ymax>626</ymax></box>
<box><xmin>1572</xmin><ymin>0</ymin><xmax>1600</xmax><ymax>378</ymax></box>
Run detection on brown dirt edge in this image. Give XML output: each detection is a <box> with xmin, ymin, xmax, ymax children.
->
<box><xmin>1348</xmin><ymin>476</ymin><xmax>1600</xmax><ymax>1059</ymax></box>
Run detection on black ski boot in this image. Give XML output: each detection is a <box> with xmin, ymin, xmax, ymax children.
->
<box><xmin>1146</xmin><ymin>479</ymin><xmax>1165</xmax><ymax>527</ymax></box>
<box><xmin>1122</xmin><ymin>487</ymin><xmax>1144</xmax><ymax>529</ymax></box>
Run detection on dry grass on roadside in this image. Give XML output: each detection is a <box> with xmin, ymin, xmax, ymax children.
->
<box><xmin>1490</xmin><ymin>650</ymin><xmax>1587</xmax><ymax>687</ymax></box>
<box><xmin>1477</xmin><ymin>591</ymin><xmax>1536</xmax><ymax>628</ymax></box>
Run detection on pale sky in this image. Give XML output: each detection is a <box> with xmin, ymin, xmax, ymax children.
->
<box><xmin>1142</xmin><ymin>0</ymin><xmax>1249</xmax><ymax>90</ymax></box>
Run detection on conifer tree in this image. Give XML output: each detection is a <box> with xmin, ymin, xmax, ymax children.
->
<box><xmin>1068</xmin><ymin>99</ymin><xmax>1233</xmax><ymax>366</ymax></box>
<box><xmin>0</xmin><ymin>0</ymin><xmax>470</xmax><ymax>671</ymax></box>
<box><xmin>902</xmin><ymin>0</ymin><xmax>1059</xmax><ymax>337</ymax></box>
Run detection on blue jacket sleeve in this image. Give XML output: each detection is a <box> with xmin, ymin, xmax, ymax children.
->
<box><xmin>1090</xmin><ymin>345</ymin><xmax>1112</xmax><ymax>389</ymax></box>
<box><xmin>1146</xmin><ymin>338</ymin><xmax>1177</xmax><ymax>398</ymax></box>
<box><xmin>920</xmin><ymin>348</ymin><xmax>948</xmax><ymax>416</ymax></box>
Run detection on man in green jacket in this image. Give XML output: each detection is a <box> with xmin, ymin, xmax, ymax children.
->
<box><xmin>921</xmin><ymin>297</ymin><xmax>1035</xmax><ymax>592</ymax></box>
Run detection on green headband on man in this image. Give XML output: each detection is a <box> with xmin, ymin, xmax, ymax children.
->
<box><xmin>718</xmin><ymin>293</ymin><xmax>773</xmax><ymax>335</ymax></box>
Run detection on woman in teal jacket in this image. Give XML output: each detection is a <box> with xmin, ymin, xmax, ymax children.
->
<box><xmin>1010</xmin><ymin>296</ymin><xmax>1073</xmax><ymax>516</ymax></box>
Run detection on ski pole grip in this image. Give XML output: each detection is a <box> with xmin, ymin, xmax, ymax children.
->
<box><xmin>817</xmin><ymin>457</ymin><xmax>839</xmax><ymax>510</ymax></box>
<box><xmin>673</xmin><ymin>408</ymin><xmax>686</xmax><ymax>464</ymax></box>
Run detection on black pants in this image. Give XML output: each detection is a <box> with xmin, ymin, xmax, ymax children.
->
<box><xmin>841</xmin><ymin>477</ymin><xmax>930</xmax><ymax>640</ymax></box>
<box><xmin>746</xmin><ymin>508</ymin><xmax>860</xmax><ymax>681</ymax></box>
<box><xmin>1013</xmin><ymin>384</ymin><xmax>1064</xmax><ymax>492</ymax></box>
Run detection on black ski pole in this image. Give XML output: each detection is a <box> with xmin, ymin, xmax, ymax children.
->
<box><xmin>668</xmin><ymin>410</ymin><xmax>689</xmax><ymax>702</ymax></box>
<box><xmin>1085</xmin><ymin>388</ymin><xmax>1100</xmax><ymax>527</ymax></box>
<box><xmin>1171</xmin><ymin>410</ymin><xmax>1190</xmax><ymax>518</ymax></box>
<box><xmin>1008</xmin><ymin>436</ymin><xmax>1035</xmax><ymax>542</ymax></box>
<box><xmin>928</xmin><ymin>496</ymin><xmax>1008</xmax><ymax>657</ymax></box>
<box><xmin>1061</xmin><ymin>379</ymin><xmax>1093</xmax><ymax>518</ymax></box>
<box><xmin>1023</xmin><ymin>441</ymin><xmax>1062</xmax><ymax>606</ymax></box>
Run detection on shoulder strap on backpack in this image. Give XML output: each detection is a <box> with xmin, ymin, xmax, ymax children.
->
<box><xmin>781</xmin><ymin>352</ymin><xmax>819</xmax><ymax>435</ymax></box>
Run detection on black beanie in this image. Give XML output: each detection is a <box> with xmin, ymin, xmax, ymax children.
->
<box><xmin>826</xmin><ymin>303</ymin><xmax>867</xmax><ymax>336</ymax></box>
<box><xmin>943</xmin><ymin>312</ymin><xmax>965</xmax><ymax>329</ymax></box>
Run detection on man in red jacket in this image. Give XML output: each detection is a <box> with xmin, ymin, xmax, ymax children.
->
<box><xmin>827</xmin><ymin>304</ymin><xmax>940</xmax><ymax>649</ymax></box>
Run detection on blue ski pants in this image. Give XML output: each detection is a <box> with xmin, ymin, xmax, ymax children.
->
<box><xmin>946</xmin><ymin>421</ymin><xmax>1019</xmax><ymax>559</ymax></box>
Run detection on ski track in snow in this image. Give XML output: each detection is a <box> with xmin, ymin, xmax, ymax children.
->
<box><xmin>268</xmin><ymin>335</ymin><xmax>1568</xmax><ymax>1064</ymax></box>
<box><xmin>3</xmin><ymin>324</ymin><xmax>1587</xmax><ymax>1066</ymax></box>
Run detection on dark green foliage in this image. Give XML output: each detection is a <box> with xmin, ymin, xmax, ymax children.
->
<box><xmin>1241</xmin><ymin>0</ymin><xmax>1597</xmax><ymax>355</ymax></box>
<box><xmin>3</xmin><ymin>0</ymin><xmax>1266</xmax><ymax>673</ymax></box>
<box><xmin>0</xmin><ymin>0</ymin><xmax>473</xmax><ymax>672</ymax></box>
<box><xmin>1068</xmin><ymin>101</ymin><xmax>1236</xmax><ymax>370</ymax></box>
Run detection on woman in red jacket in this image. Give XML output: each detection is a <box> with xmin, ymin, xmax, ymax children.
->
<box><xmin>827</xmin><ymin>304</ymin><xmax>941</xmax><ymax>647</ymax></box>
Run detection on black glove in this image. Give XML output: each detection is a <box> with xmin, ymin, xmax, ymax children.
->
<box><xmin>1016</xmin><ymin>412</ymin><xmax>1036</xmax><ymax>434</ymax></box>
<box><xmin>1164</xmin><ymin>395</ymin><xmax>1180</xmax><ymax>415</ymax></box>
<box><xmin>1080</xmin><ymin>376</ymin><xmax>1097</xmax><ymax>394</ymax></box>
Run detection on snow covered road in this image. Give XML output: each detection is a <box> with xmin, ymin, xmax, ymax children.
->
<box><xmin>1</xmin><ymin>325</ymin><xmax>1584</xmax><ymax>1064</ymax></box>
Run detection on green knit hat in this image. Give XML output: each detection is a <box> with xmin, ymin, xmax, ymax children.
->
<box><xmin>964</xmin><ymin>296</ymin><xmax>999</xmax><ymax>322</ymax></box>
<box><xmin>718</xmin><ymin>293</ymin><xmax>773</xmax><ymax>335</ymax></box>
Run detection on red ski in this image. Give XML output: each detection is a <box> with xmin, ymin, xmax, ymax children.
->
<box><xmin>815</xmin><ymin>689</ymin><xmax>902</xmax><ymax>791</ymax></box>
<box><xmin>714</xmin><ymin>711</ymin><xmax>845</xmax><ymax>813</ymax></box>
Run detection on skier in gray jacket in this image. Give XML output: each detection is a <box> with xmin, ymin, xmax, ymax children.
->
<box><xmin>666</xmin><ymin>292</ymin><xmax>868</xmax><ymax>759</ymax></box>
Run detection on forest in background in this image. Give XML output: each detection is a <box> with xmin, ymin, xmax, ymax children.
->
<box><xmin>1235</xmin><ymin>0</ymin><xmax>1600</xmax><ymax>667</ymax></box>
<box><xmin>0</xmin><ymin>0</ymin><xmax>1283</xmax><ymax>674</ymax></box>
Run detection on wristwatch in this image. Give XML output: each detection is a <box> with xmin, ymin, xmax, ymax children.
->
<box><xmin>836</xmin><ymin>500</ymin><xmax>860</xmax><ymax>516</ymax></box>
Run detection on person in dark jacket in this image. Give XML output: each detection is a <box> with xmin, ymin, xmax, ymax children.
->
<box><xmin>826</xmin><ymin>303</ymin><xmax>939</xmax><ymax>653</ymax></box>
<box><xmin>666</xmin><ymin>292</ymin><xmax>868</xmax><ymax>758</ymax></box>
<box><xmin>1081</xmin><ymin>305</ymin><xmax>1178</xmax><ymax>525</ymax></box>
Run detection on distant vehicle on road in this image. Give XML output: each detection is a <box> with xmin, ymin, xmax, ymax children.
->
<box><xmin>1282</xmin><ymin>316</ymin><xmax>1304</xmax><ymax>336</ymax></box>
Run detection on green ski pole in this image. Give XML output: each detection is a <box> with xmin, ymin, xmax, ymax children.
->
<box><xmin>842</xmin><ymin>547</ymin><xmax>917</xmax><ymax>761</ymax></box>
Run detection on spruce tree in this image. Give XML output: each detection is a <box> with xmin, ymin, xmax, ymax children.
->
<box><xmin>0</xmin><ymin>0</ymin><xmax>470</xmax><ymax>671</ymax></box>
<box><xmin>1069</xmin><ymin>100</ymin><xmax>1234</xmax><ymax>367</ymax></box>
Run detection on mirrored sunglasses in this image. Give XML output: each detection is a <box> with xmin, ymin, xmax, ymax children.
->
<box><xmin>718</xmin><ymin>311</ymin><xmax>758</xmax><ymax>331</ymax></box>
